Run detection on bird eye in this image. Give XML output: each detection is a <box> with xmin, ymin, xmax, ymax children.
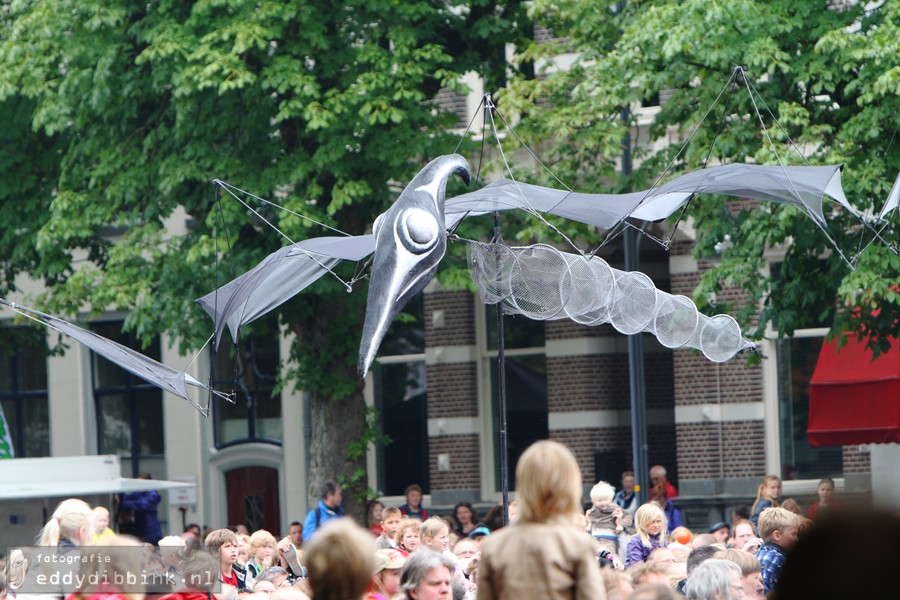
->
<box><xmin>397</xmin><ymin>208</ymin><xmax>439</xmax><ymax>254</ymax></box>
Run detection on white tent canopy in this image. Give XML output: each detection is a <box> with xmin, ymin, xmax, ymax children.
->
<box><xmin>0</xmin><ymin>455</ymin><xmax>195</xmax><ymax>500</ymax></box>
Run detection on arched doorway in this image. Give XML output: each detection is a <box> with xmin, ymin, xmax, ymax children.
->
<box><xmin>225</xmin><ymin>466</ymin><xmax>281</xmax><ymax>534</ymax></box>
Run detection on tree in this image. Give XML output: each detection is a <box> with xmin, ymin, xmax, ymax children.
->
<box><xmin>505</xmin><ymin>0</ymin><xmax>900</xmax><ymax>352</ymax></box>
<box><xmin>0</xmin><ymin>0</ymin><xmax>531</xmax><ymax>516</ymax></box>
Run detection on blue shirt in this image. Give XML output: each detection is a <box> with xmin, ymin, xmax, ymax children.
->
<box><xmin>302</xmin><ymin>499</ymin><xmax>344</xmax><ymax>541</ymax></box>
<box><xmin>756</xmin><ymin>541</ymin><xmax>787</xmax><ymax>594</ymax></box>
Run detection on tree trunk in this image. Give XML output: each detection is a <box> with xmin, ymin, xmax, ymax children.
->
<box><xmin>306</xmin><ymin>387</ymin><xmax>368</xmax><ymax>523</ymax></box>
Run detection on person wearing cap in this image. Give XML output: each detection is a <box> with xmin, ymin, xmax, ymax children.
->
<box><xmin>708</xmin><ymin>522</ymin><xmax>730</xmax><ymax>545</ymax></box>
<box><xmin>467</xmin><ymin>526</ymin><xmax>491</xmax><ymax>549</ymax></box>
<box><xmin>367</xmin><ymin>548</ymin><xmax>407</xmax><ymax>600</ymax></box>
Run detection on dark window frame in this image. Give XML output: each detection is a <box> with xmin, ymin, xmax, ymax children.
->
<box><xmin>90</xmin><ymin>321</ymin><xmax>165</xmax><ymax>477</ymax></box>
<box><xmin>0</xmin><ymin>327</ymin><xmax>50</xmax><ymax>458</ymax></box>
<box><xmin>211</xmin><ymin>333</ymin><xmax>283</xmax><ymax>450</ymax></box>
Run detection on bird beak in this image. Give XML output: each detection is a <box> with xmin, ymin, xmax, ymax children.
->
<box><xmin>359</xmin><ymin>154</ymin><xmax>470</xmax><ymax>377</ymax></box>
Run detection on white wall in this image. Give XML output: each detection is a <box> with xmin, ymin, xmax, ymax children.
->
<box><xmin>870</xmin><ymin>443</ymin><xmax>900</xmax><ymax>510</ymax></box>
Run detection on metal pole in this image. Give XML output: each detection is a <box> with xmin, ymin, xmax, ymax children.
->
<box><xmin>622</xmin><ymin>106</ymin><xmax>650</xmax><ymax>506</ymax></box>
<box><xmin>493</xmin><ymin>209</ymin><xmax>509</xmax><ymax>525</ymax></box>
<box><xmin>482</xmin><ymin>93</ymin><xmax>510</xmax><ymax>526</ymax></box>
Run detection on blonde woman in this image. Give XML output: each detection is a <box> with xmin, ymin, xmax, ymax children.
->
<box><xmin>36</xmin><ymin>498</ymin><xmax>94</xmax><ymax>548</ymax></box>
<box><xmin>476</xmin><ymin>439</ymin><xmax>605</xmax><ymax>600</ymax></box>
<box><xmin>625</xmin><ymin>503</ymin><xmax>668</xmax><ymax>568</ymax></box>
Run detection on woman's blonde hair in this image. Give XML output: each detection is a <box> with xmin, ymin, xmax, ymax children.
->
<box><xmin>304</xmin><ymin>520</ymin><xmax>374</xmax><ymax>600</ymax></box>
<box><xmin>751</xmin><ymin>475</ymin><xmax>781</xmax><ymax>514</ymax></box>
<box><xmin>713</xmin><ymin>548</ymin><xmax>760</xmax><ymax>577</ymax></box>
<box><xmin>419</xmin><ymin>516</ymin><xmax>449</xmax><ymax>545</ymax></box>
<box><xmin>515</xmin><ymin>440</ymin><xmax>583</xmax><ymax>524</ymax></box>
<box><xmin>633</xmin><ymin>502</ymin><xmax>667</xmax><ymax>549</ymax></box>
<box><xmin>36</xmin><ymin>498</ymin><xmax>93</xmax><ymax>546</ymax></box>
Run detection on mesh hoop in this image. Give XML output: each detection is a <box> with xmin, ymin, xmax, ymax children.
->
<box><xmin>699</xmin><ymin>314</ymin><xmax>747</xmax><ymax>362</ymax></box>
<box><xmin>467</xmin><ymin>241</ymin><xmax>516</xmax><ymax>304</ymax></box>
<box><xmin>505</xmin><ymin>244</ymin><xmax>569</xmax><ymax>320</ymax></box>
<box><xmin>653</xmin><ymin>292</ymin><xmax>700</xmax><ymax>348</ymax></box>
<box><xmin>465</xmin><ymin>240</ymin><xmax>752</xmax><ymax>362</ymax></box>
<box><xmin>560</xmin><ymin>253</ymin><xmax>615</xmax><ymax>325</ymax></box>
<box><xmin>608</xmin><ymin>270</ymin><xmax>658</xmax><ymax>335</ymax></box>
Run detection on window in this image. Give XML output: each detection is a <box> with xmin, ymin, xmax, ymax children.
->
<box><xmin>485</xmin><ymin>308</ymin><xmax>548</xmax><ymax>491</ymax></box>
<box><xmin>770</xmin><ymin>261</ymin><xmax>842</xmax><ymax>480</ymax></box>
<box><xmin>776</xmin><ymin>335</ymin><xmax>841</xmax><ymax>479</ymax></box>
<box><xmin>374</xmin><ymin>296</ymin><xmax>429</xmax><ymax>495</ymax></box>
<box><xmin>91</xmin><ymin>321</ymin><xmax>165</xmax><ymax>478</ymax></box>
<box><xmin>212</xmin><ymin>320</ymin><xmax>282</xmax><ymax>448</ymax></box>
<box><xmin>0</xmin><ymin>326</ymin><xmax>50</xmax><ymax>457</ymax></box>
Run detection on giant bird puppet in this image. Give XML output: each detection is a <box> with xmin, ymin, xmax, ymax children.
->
<box><xmin>2</xmin><ymin>152</ymin><xmax>894</xmax><ymax>412</ymax></box>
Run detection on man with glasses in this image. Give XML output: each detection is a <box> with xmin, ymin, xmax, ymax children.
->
<box><xmin>684</xmin><ymin>559</ymin><xmax>745</xmax><ymax>599</ymax></box>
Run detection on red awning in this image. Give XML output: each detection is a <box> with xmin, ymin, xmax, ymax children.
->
<box><xmin>808</xmin><ymin>334</ymin><xmax>900</xmax><ymax>447</ymax></box>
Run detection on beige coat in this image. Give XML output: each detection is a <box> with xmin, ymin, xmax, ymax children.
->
<box><xmin>476</xmin><ymin>521</ymin><xmax>606</xmax><ymax>600</ymax></box>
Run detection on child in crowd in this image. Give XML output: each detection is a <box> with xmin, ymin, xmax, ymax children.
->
<box><xmin>375</xmin><ymin>507</ymin><xmax>402</xmax><ymax>550</ymax></box>
<box><xmin>366</xmin><ymin>548</ymin><xmax>406</xmax><ymax>600</ymax></box>
<box><xmin>246</xmin><ymin>529</ymin><xmax>277</xmax><ymax>580</ymax></box>
<box><xmin>750</xmin><ymin>475</ymin><xmax>781</xmax><ymax>529</ymax></box>
<box><xmin>92</xmin><ymin>506</ymin><xmax>116</xmax><ymax>543</ymax></box>
<box><xmin>806</xmin><ymin>477</ymin><xmax>838</xmax><ymax>519</ymax></box>
<box><xmin>394</xmin><ymin>518</ymin><xmax>421</xmax><ymax>556</ymax></box>
<box><xmin>477</xmin><ymin>440</ymin><xmax>604</xmax><ymax>599</ymax></box>
<box><xmin>367</xmin><ymin>500</ymin><xmax>385</xmax><ymax>536</ymax></box>
<box><xmin>205</xmin><ymin>528</ymin><xmax>248</xmax><ymax>592</ymax></box>
<box><xmin>584</xmin><ymin>480</ymin><xmax>624</xmax><ymax>555</ymax></box>
<box><xmin>419</xmin><ymin>517</ymin><xmax>452</xmax><ymax>554</ymax></box>
<box><xmin>755</xmin><ymin>506</ymin><xmax>800</xmax><ymax>594</ymax></box>
<box><xmin>399</xmin><ymin>484</ymin><xmax>428</xmax><ymax>520</ymax></box>
<box><xmin>420</xmin><ymin>516</ymin><xmax>466</xmax><ymax>584</ymax></box>
<box><xmin>625</xmin><ymin>503</ymin><xmax>668</xmax><ymax>568</ymax></box>
<box><xmin>780</xmin><ymin>498</ymin><xmax>802</xmax><ymax>516</ymax></box>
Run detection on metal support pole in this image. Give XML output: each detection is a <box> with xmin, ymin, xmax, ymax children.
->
<box><xmin>622</xmin><ymin>106</ymin><xmax>650</xmax><ymax>506</ymax></box>
<box><xmin>494</xmin><ymin>211</ymin><xmax>509</xmax><ymax>526</ymax></box>
<box><xmin>482</xmin><ymin>93</ymin><xmax>510</xmax><ymax>526</ymax></box>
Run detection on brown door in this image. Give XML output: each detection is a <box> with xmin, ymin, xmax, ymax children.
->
<box><xmin>225</xmin><ymin>466</ymin><xmax>281</xmax><ymax>535</ymax></box>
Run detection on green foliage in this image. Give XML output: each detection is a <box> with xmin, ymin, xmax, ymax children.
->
<box><xmin>507</xmin><ymin>0</ymin><xmax>900</xmax><ymax>355</ymax></box>
<box><xmin>0</xmin><ymin>0</ymin><xmax>531</xmax><ymax>371</ymax></box>
<box><xmin>0</xmin><ymin>1</ymin><xmax>532</xmax><ymax>501</ymax></box>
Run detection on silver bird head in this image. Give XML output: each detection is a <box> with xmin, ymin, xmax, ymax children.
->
<box><xmin>359</xmin><ymin>154</ymin><xmax>471</xmax><ymax>377</ymax></box>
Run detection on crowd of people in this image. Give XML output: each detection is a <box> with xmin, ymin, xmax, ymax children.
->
<box><xmin>0</xmin><ymin>444</ymin><xmax>892</xmax><ymax>600</ymax></box>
